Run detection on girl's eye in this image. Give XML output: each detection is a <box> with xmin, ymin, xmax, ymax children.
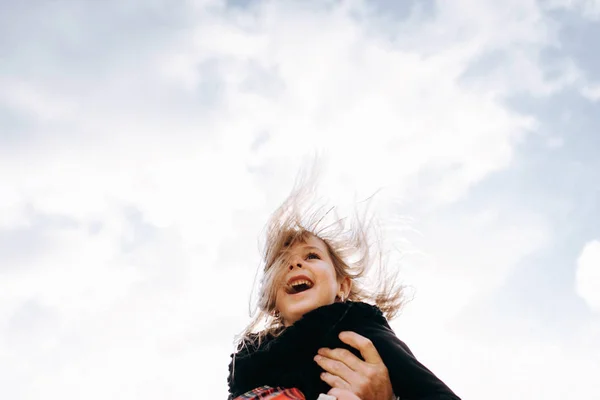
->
<box><xmin>306</xmin><ymin>252</ymin><xmax>320</xmax><ymax>260</ymax></box>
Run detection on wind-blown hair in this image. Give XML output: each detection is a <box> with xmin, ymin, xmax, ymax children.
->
<box><xmin>237</xmin><ymin>177</ymin><xmax>405</xmax><ymax>349</ymax></box>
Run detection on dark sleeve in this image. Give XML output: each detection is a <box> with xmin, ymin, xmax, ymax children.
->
<box><xmin>357</xmin><ymin>321</ymin><xmax>461</xmax><ymax>400</ymax></box>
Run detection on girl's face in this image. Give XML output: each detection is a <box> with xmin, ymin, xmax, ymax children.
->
<box><xmin>274</xmin><ymin>234</ymin><xmax>350</xmax><ymax>326</ymax></box>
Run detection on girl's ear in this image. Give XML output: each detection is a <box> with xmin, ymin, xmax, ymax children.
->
<box><xmin>340</xmin><ymin>276</ymin><xmax>351</xmax><ymax>299</ymax></box>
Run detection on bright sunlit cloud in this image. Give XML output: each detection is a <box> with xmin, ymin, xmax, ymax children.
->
<box><xmin>576</xmin><ymin>240</ymin><xmax>600</xmax><ymax>312</ymax></box>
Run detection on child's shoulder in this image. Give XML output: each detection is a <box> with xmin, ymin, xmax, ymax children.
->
<box><xmin>233</xmin><ymin>330</ymin><xmax>278</xmax><ymax>357</ymax></box>
<box><xmin>296</xmin><ymin>301</ymin><xmax>392</xmax><ymax>344</ymax></box>
<box><xmin>316</xmin><ymin>300</ymin><xmax>388</xmax><ymax>327</ymax></box>
<box><xmin>306</xmin><ymin>300</ymin><xmax>385</xmax><ymax>320</ymax></box>
<box><xmin>342</xmin><ymin>301</ymin><xmax>387</xmax><ymax>320</ymax></box>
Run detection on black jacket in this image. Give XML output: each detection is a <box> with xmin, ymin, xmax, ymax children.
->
<box><xmin>228</xmin><ymin>301</ymin><xmax>460</xmax><ymax>400</ymax></box>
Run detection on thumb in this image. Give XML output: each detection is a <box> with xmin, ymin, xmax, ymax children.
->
<box><xmin>327</xmin><ymin>387</ymin><xmax>362</xmax><ymax>400</ymax></box>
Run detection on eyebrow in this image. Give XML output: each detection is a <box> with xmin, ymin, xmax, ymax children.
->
<box><xmin>300</xmin><ymin>245</ymin><xmax>325</xmax><ymax>253</ymax></box>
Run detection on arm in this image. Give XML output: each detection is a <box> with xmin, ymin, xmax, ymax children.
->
<box><xmin>359</xmin><ymin>323</ymin><xmax>460</xmax><ymax>400</ymax></box>
<box><xmin>316</xmin><ymin>330</ymin><xmax>459</xmax><ymax>400</ymax></box>
<box><xmin>315</xmin><ymin>331</ymin><xmax>395</xmax><ymax>400</ymax></box>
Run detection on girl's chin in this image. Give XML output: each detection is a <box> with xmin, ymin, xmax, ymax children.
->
<box><xmin>283</xmin><ymin>298</ymin><xmax>332</xmax><ymax>319</ymax></box>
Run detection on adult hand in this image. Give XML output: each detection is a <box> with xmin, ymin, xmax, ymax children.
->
<box><xmin>325</xmin><ymin>388</ymin><xmax>362</xmax><ymax>400</ymax></box>
<box><xmin>314</xmin><ymin>331</ymin><xmax>394</xmax><ymax>400</ymax></box>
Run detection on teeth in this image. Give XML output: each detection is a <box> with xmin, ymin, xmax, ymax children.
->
<box><xmin>289</xmin><ymin>279</ymin><xmax>313</xmax><ymax>287</ymax></box>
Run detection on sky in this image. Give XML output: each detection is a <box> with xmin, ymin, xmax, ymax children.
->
<box><xmin>1</xmin><ymin>0</ymin><xmax>599</xmax><ymax>399</ymax></box>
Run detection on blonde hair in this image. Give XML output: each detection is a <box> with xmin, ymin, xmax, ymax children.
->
<box><xmin>237</xmin><ymin>173</ymin><xmax>405</xmax><ymax>349</ymax></box>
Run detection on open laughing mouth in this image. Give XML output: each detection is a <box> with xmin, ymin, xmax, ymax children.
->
<box><xmin>284</xmin><ymin>275</ymin><xmax>315</xmax><ymax>294</ymax></box>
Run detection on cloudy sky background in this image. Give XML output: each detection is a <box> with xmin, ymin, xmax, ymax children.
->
<box><xmin>1</xmin><ymin>0</ymin><xmax>599</xmax><ymax>399</ymax></box>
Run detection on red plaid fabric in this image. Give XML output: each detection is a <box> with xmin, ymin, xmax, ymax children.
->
<box><xmin>234</xmin><ymin>386</ymin><xmax>306</xmax><ymax>400</ymax></box>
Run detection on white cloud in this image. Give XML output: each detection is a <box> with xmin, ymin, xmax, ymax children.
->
<box><xmin>546</xmin><ymin>0</ymin><xmax>600</xmax><ymax>19</ymax></box>
<box><xmin>393</xmin><ymin>319</ymin><xmax>600</xmax><ymax>400</ymax></box>
<box><xmin>0</xmin><ymin>1</ymin><xmax>595</xmax><ymax>399</ymax></box>
<box><xmin>576</xmin><ymin>240</ymin><xmax>600</xmax><ymax>311</ymax></box>
<box><xmin>396</xmin><ymin>207</ymin><xmax>550</xmax><ymax>329</ymax></box>
<box><xmin>581</xmin><ymin>82</ymin><xmax>600</xmax><ymax>102</ymax></box>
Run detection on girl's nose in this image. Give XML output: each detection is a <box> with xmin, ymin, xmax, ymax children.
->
<box><xmin>289</xmin><ymin>262</ymin><xmax>302</xmax><ymax>271</ymax></box>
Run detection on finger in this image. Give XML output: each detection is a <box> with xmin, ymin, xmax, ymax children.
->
<box><xmin>327</xmin><ymin>387</ymin><xmax>362</xmax><ymax>400</ymax></box>
<box><xmin>317</xmin><ymin>347</ymin><xmax>364</xmax><ymax>372</ymax></box>
<box><xmin>315</xmin><ymin>354</ymin><xmax>362</xmax><ymax>384</ymax></box>
<box><xmin>320</xmin><ymin>371</ymin><xmax>351</xmax><ymax>390</ymax></box>
<box><xmin>338</xmin><ymin>331</ymin><xmax>384</xmax><ymax>364</ymax></box>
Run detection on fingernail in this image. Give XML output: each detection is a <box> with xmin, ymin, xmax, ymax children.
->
<box><xmin>314</xmin><ymin>355</ymin><xmax>321</xmax><ymax>361</ymax></box>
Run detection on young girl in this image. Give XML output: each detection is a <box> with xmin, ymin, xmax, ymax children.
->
<box><xmin>227</xmin><ymin>182</ymin><xmax>460</xmax><ymax>400</ymax></box>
